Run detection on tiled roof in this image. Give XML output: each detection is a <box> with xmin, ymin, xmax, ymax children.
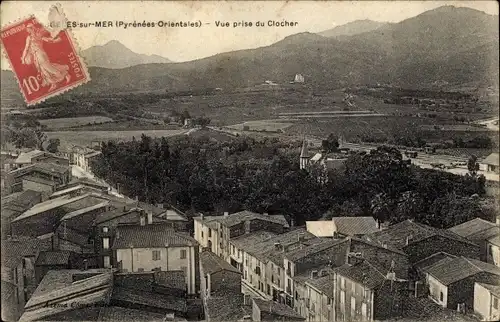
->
<box><xmin>200</xmin><ymin>251</ymin><xmax>241</xmax><ymax>275</ymax></box>
<box><xmin>366</xmin><ymin>219</ymin><xmax>477</xmax><ymax>250</ymax></box>
<box><xmin>137</xmin><ymin>201</ymin><xmax>166</xmax><ymax>216</ymax></box>
<box><xmin>230</xmin><ymin>231</ymin><xmax>278</xmax><ymax>250</ymax></box>
<box><xmin>482</xmin><ymin>152</ymin><xmax>499</xmax><ymax>166</ymax></box>
<box><xmin>334</xmin><ymin>260</ymin><xmax>387</xmax><ymax>289</ymax></box>
<box><xmin>32</xmin><ymin>162</ymin><xmax>70</xmax><ymax>175</ymax></box>
<box><xmin>112</xmin><ymin>223</ymin><xmax>197</xmax><ymax>249</ymax></box>
<box><xmin>285</xmin><ymin>238</ymin><xmax>348</xmax><ymax>262</ymax></box>
<box><xmin>332</xmin><ymin>216</ymin><xmax>379</xmax><ymax>236</ymax></box>
<box><xmin>61</xmin><ymin>201</ymin><xmax>109</xmax><ymax>221</ymax></box>
<box><xmin>12</xmin><ymin>194</ymin><xmax>89</xmax><ymax>222</ymax></box>
<box><xmin>97</xmin><ymin>306</ymin><xmax>166</xmax><ymax>321</ymax></box>
<box><xmin>25</xmin><ymin>270</ymin><xmax>113</xmax><ymax>308</ymax></box>
<box><xmin>413</xmin><ymin>252</ymin><xmax>457</xmax><ymax>272</ymax></box>
<box><xmin>218</xmin><ymin>210</ymin><xmax>289</xmax><ymax>227</ymax></box>
<box><xmin>243</xmin><ymin>228</ymin><xmax>316</xmax><ymax>263</ymax></box>
<box><xmin>305</xmin><ymin>272</ymin><xmax>335</xmax><ymax>297</ymax></box>
<box><xmin>35</xmin><ymin>251</ymin><xmax>72</xmax><ymax>266</ymax></box>
<box><xmin>253</xmin><ymin>298</ymin><xmax>305</xmax><ymax>320</ymax></box>
<box><xmin>449</xmin><ymin>218</ymin><xmax>498</xmax><ymax>239</ymax></box>
<box><xmin>425</xmin><ymin>256</ymin><xmax>500</xmax><ymax>286</ymax></box>
<box><xmin>1</xmin><ymin>236</ymin><xmax>52</xmax><ymax>269</ymax></box>
<box><xmin>205</xmin><ymin>294</ymin><xmax>248</xmax><ymax>321</ymax></box>
<box><xmin>50</xmin><ymin>184</ymin><xmax>85</xmax><ymax>198</ymax></box>
<box><xmin>112</xmin><ymin>286</ymin><xmax>187</xmax><ymax>312</ymax></box>
<box><xmin>477</xmin><ymin>283</ymin><xmax>500</xmax><ymax>297</ymax></box>
<box><xmin>93</xmin><ymin>208</ymin><xmax>135</xmax><ymax>225</ymax></box>
<box><xmin>22</xmin><ymin>175</ymin><xmax>58</xmax><ymax>186</ymax></box>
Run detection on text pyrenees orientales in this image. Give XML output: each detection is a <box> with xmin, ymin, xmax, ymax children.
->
<box><xmin>62</xmin><ymin>20</ymin><xmax>298</xmax><ymax>29</ymax></box>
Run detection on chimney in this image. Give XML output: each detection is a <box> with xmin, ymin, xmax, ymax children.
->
<box><xmin>290</xmin><ymin>219</ymin><xmax>295</xmax><ymax>227</ymax></box>
<box><xmin>223</xmin><ymin>212</ymin><xmax>229</xmax><ymax>217</ymax></box>
<box><xmin>147</xmin><ymin>212</ymin><xmax>153</xmax><ymax>224</ymax></box>
<box><xmin>310</xmin><ymin>270</ymin><xmax>318</xmax><ymax>279</ymax></box>
<box><xmin>83</xmin><ymin>259</ymin><xmax>88</xmax><ymax>271</ymax></box>
<box><xmin>200</xmin><ymin>213</ymin><xmax>204</xmax><ymax>221</ymax></box>
<box><xmin>135</xmin><ymin>195</ymin><xmax>139</xmax><ymax>201</ymax></box>
<box><xmin>406</xmin><ymin>234</ymin><xmax>413</xmax><ymax>246</ymax></box>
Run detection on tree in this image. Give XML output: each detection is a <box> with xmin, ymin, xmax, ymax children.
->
<box><xmin>467</xmin><ymin>155</ymin><xmax>479</xmax><ymax>176</ymax></box>
<box><xmin>194</xmin><ymin>116</ymin><xmax>211</xmax><ymax>128</ymax></box>
<box><xmin>46</xmin><ymin>138</ymin><xmax>60</xmax><ymax>153</ymax></box>
<box><xmin>321</xmin><ymin>133</ymin><xmax>339</xmax><ymax>153</ymax></box>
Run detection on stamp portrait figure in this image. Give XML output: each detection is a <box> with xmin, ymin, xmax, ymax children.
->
<box><xmin>21</xmin><ymin>23</ymin><xmax>71</xmax><ymax>91</ymax></box>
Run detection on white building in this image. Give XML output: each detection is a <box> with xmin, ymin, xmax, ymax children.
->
<box><xmin>113</xmin><ymin>223</ymin><xmax>199</xmax><ymax>295</ymax></box>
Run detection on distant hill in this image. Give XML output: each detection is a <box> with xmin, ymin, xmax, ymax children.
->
<box><xmin>81</xmin><ymin>40</ymin><xmax>173</xmax><ymax>69</ymax></box>
<box><xmin>319</xmin><ymin>19</ymin><xmax>388</xmax><ymax>38</ymax></box>
<box><xmin>1</xmin><ymin>5</ymin><xmax>498</xmax><ymax>103</ymax></box>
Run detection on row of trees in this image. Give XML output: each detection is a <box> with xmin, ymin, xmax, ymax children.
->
<box><xmin>91</xmin><ymin>134</ymin><xmax>491</xmax><ymax>228</ymax></box>
<box><xmin>1</xmin><ymin>117</ymin><xmax>60</xmax><ymax>152</ymax></box>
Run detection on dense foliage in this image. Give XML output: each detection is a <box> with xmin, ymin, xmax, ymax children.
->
<box><xmin>92</xmin><ymin>134</ymin><xmax>490</xmax><ymax>228</ymax></box>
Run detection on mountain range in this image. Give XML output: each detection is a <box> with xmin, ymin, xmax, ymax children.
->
<box><xmin>81</xmin><ymin>40</ymin><xmax>173</xmax><ymax>69</ymax></box>
<box><xmin>1</xmin><ymin>5</ymin><xmax>498</xmax><ymax>103</ymax></box>
<box><xmin>318</xmin><ymin>19</ymin><xmax>388</xmax><ymax>38</ymax></box>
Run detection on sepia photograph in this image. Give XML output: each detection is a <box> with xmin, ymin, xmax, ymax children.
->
<box><xmin>0</xmin><ymin>1</ymin><xmax>499</xmax><ymax>321</ymax></box>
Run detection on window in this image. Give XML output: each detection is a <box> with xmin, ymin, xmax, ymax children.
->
<box><xmin>271</xmin><ymin>275</ymin><xmax>274</xmax><ymax>283</ymax></box>
<box><xmin>439</xmin><ymin>291</ymin><xmax>444</xmax><ymax>302</ymax></box>
<box><xmin>352</xmin><ymin>281</ymin><xmax>356</xmax><ymax>293</ymax></box>
<box><xmin>364</xmin><ymin>288</ymin><xmax>370</xmax><ymax>300</ymax></box>
<box><xmin>208</xmin><ymin>229</ymin><xmax>212</xmax><ymax>237</ymax></box>
<box><xmin>277</xmin><ymin>267</ymin><xmax>281</xmax><ymax>275</ymax></box>
<box><xmin>102</xmin><ymin>237</ymin><xmax>109</xmax><ymax>250</ymax></box>
<box><xmin>152</xmin><ymin>250</ymin><xmax>161</xmax><ymax>261</ymax></box>
<box><xmin>102</xmin><ymin>226</ymin><xmax>108</xmax><ymax>233</ymax></box>
<box><xmin>244</xmin><ymin>270</ymin><xmax>247</xmax><ymax>280</ymax></box>
<box><xmin>180</xmin><ymin>249</ymin><xmax>187</xmax><ymax>259</ymax></box>
<box><xmin>340</xmin><ymin>277</ymin><xmax>346</xmax><ymax>290</ymax></box>
<box><xmin>201</xmin><ymin>231</ymin><xmax>204</xmax><ymax>238</ymax></box>
<box><xmin>351</xmin><ymin>297</ymin><xmax>356</xmax><ymax>317</ymax></box>
<box><xmin>140</xmin><ymin>216</ymin><xmax>145</xmax><ymax>226</ymax></box>
<box><xmin>340</xmin><ymin>291</ymin><xmax>345</xmax><ymax>305</ymax></box>
<box><xmin>103</xmin><ymin>256</ymin><xmax>111</xmax><ymax>268</ymax></box>
<box><xmin>277</xmin><ymin>278</ymin><xmax>280</xmax><ymax>286</ymax></box>
<box><xmin>493</xmin><ymin>297</ymin><xmax>499</xmax><ymax>309</ymax></box>
<box><xmin>267</xmin><ymin>284</ymin><xmax>271</xmax><ymax>295</ymax></box>
<box><xmin>232</xmin><ymin>245</ymin><xmax>235</xmax><ymax>254</ymax></box>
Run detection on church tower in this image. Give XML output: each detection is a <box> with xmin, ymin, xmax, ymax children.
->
<box><xmin>300</xmin><ymin>138</ymin><xmax>310</xmax><ymax>170</ymax></box>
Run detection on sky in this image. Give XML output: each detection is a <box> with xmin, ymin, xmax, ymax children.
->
<box><xmin>1</xmin><ymin>0</ymin><xmax>498</xmax><ymax>66</ymax></box>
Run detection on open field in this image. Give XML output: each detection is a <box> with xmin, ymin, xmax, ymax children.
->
<box><xmin>39</xmin><ymin>116</ymin><xmax>114</xmax><ymax>129</ymax></box>
<box><xmin>46</xmin><ymin>129</ymin><xmax>187</xmax><ymax>150</ymax></box>
<box><xmin>227</xmin><ymin>120</ymin><xmax>294</xmax><ymax>132</ymax></box>
<box><xmin>61</xmin><ymin>120</ymin><xmax>180</xmax><ymax>131</ymax></box>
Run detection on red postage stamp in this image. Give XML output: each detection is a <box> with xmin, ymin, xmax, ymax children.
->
<box><xmin>1</xmin><ymin>14</ymin><xmax>89</xmax><ymax>105</ymax></box>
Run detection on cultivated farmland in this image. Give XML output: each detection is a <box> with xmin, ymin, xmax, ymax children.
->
<box><xmin>39</xmin><ymin>116</ymin><xmax>114</xmax><ymax>129</ymax></box>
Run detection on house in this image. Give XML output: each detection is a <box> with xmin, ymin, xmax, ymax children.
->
<box><xmin>1</xmin><ymin>236</ymin><xmax>53</xmax><ymax>321</ymax></box>
<box><xmin>21</xmin><ymin>175</ymin><xmax>58</xmax><ymax>194</ymax></box>
<box><xmin>240</xmin><ymin>229</ymin><xmax>318</xmax><ymax>303</ymax></box>
<box><xmin>252</xmin><ymin>298</ymin><xmax>305</xmax><ymax>321</ymax></box>
<box><xmin>480</xmin><ymin>153</ymin><xmax>499</xmax><ymax>173</ymax></box>
<box><xmin>449</xmin><ymin>218</ymin><xmax>499</xmax><ymax>262</ymax></box>
<box><xmin>73</xmin><ymin>147</ymin><xmax>102</xmax><ymax>172</ymax></box>
<box><xmin>6</xmin><ymin>162</ymin><xmax>71</xmax><ymax>193</ymax></box>
<box><xmin>423</xmin><ymin>256</ymin><xmax>500</xmax><ymax>310</ymax></box>
<box><xmin>200</xmin><ymin>250</ymin><xmax>242</xmax><ymax>298</ymax></box>
<box><xmin>305</xmin><ymin>272</ymin><xmax>335</xmax><ymax>322</ymax></box>
<box><xmin>474</xmin><ymin>282</ymin><xmax>500</xmax><ymax>321</ymax></box>
<box><xmin>112</xmin><ymin>223</ymin><xmax>199</xmax><ymax>295</ymax></box>
<box><xmin>306</xmin><ymin>217</ymin><xmax>380</xmax><ymax>238</ymax></box>
<box><xmin>200</xmin><ymin>250</ymin><xmax>245</xmax><ymax>321</ymax></box>
<box><xmin>93</xmin><ymin>203</ymin><xmax>182</xmax><ymax>268</ymax></box>
<box><xmin>333</xmin><ymin>259</ymin><xmax>408</xmax><ymax>321</ymax></box>
<box><xmin>1</xmin><ymin>190</ymin><xmax>42</xmax><ymax>237</ymax></box>
<box><xmin>487</xmin><ymin>235</ymin><xmax>500</xmax><ymax>267</ymax></box>
<box><xmin>193</xmin><ymin>210</ymin><xmax>289</xmax><ymax>260</ymax></box>
<box><xmin>14</xmin><ymin>150</ymin><xmax>69</xmax><ymax>167</ymax></box>
<box><xmin>413</xmin><ymin>252</ymin><xmax>457</xmax><ymax>279</ymax></box>
<box><xmin>365</xmin><ymin>219</ymin><xmax>480</xmax><ymax>263</ymax></box>
<box><xmin>229</xmin><ymin>230</ymin><xmax>277</xmax><ymax>272</ymax></box>
<box><xmin>10</xmin><ymin>193</ymin><xmax>101</xmax><ymax>238</ymax></box>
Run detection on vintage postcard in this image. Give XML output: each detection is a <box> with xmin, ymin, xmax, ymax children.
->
<box><xmin>0</xmin><ymin>1</ymin><xmax>498</xmax><ymax>322</ymax></box>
